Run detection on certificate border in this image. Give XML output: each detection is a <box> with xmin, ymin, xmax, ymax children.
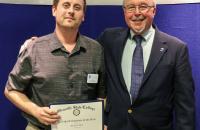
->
<box><xmin>50</xmin><ymin>100</ymin><xmax>104</xmax><ymax>130</ymax></box>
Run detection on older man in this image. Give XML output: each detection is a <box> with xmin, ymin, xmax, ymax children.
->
<box><xmin>97</xmin><ymin>0</ymin><xmax>195</xmax><ymax>130</ymax></box>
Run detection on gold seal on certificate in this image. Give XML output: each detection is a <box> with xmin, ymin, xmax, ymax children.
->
<box><xmin>50</xmin><ymin>101</ymin><xmax>103</xmax><ymax>130</ymax></box>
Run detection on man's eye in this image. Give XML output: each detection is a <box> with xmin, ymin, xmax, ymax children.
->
<box><xmin>127</xmin><ymin>6</ymin><xmax>136</xmax><ymax>10</ymax></box>
<box><xmin>74</xmin><ymin>6</ymin><xmax>81</xmax><ymax>11</ymax></box>
<box><xmin>139</xmin><ymin>5</ymin><xmax>148</xmax><ymax>9</ymax></box>
<box><xmin>63</xmin><ymin>4</ymin><xmax>70</xmax><ymax>9</ymax></box>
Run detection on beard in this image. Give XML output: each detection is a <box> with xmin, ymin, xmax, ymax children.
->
<box><xmin>132</xmin><ymin>15</ymin><xmax>146</xmax><ymax>34</ymax></box>
<box><xmin>133</xmin><ymin>25</ymin><xmax>146</xmax><ymax>34</ymax></box>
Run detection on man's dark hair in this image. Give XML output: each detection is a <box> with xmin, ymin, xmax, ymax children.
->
<box><xmin>53</xmin><ymin>0</ymin><xmax>87</xmax><ymax>12</ymax></box>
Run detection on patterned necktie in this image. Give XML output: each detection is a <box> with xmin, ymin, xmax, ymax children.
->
<box><xmin>130</xmin><ymin>35</ymin><xmax>144</xmax><ymax>103</ymax></box>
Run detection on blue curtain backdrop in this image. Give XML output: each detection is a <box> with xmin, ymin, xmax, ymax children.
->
<box><xmin>0</xmin><ymin>2</ymin><xmax>199</xmax><ymax>130</ymax></box>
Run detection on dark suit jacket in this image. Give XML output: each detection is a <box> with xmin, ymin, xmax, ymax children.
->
<box><xmin>97</xmin><ymin>26</ymin><xmax>195</xmax><ymax>130</ymax></box>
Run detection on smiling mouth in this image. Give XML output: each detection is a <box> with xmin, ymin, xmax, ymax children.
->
<box><xmin>133</xmin><ymin>18</ymin><xmax>145</xmax><ymax>22</ymax></box>
<box><xmin>64</xmin><ymin>17</ymin><xmax>75</xmax><ymax>20</ymax></box>
<box><xmin>133</xmin><ymin>20</ymin><xmax>143</xmax><ymax>22</ymax></box>
<box><xmin>132</xmin><ymin>16</ymin><xmax>146</xmax><ymax>22</ymax></box>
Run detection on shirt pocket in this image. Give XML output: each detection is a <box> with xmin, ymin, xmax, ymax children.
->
<box><xmin>80</xmin><ymin>71</ymin><xmax>99</xmax><ymax>99</ymax></box>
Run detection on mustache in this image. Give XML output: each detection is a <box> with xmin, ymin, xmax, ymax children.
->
<box><xmin>132</xmin><ymin>15</ymin><xmax>146</xmax><ymax>21</ymax></box>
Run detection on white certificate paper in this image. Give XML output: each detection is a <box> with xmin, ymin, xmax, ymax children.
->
<box><xmin>50</xmin><ymin>101</ymin><xmax>103</xmax><ymax>130</ymax></box>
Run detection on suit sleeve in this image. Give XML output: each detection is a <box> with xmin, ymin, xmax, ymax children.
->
<box><xmin>174</xmin><ymin>44</ymin><xmax>195</xmax><ymax>130</ymax></box>
<box><xmin>97</xmin><ymin>31</ymin><xmax>105</xmax><ymax>47</ymax></box>
<box><xmin>97</xmin><ymin>31</ymin><xmax>109</xmax><ymax>125</ymax></box>
<box><xmin>97</xmin><ymin>45</ymin><xmax>106</xmax><ymax>98</ymax></box>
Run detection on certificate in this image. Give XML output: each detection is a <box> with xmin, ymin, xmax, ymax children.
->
<box><xmin>50</xmin><ymin>100</ymin><xmax>103</xmax><ymax>130</ymax></box>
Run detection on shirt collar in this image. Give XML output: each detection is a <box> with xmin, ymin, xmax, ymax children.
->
<box><xmin>49</xmin><ymin>32</ymin><xmax>87</xmax><ymax>53</ymax></box>
<box><xmin>129</xmin><ymin>25</ymin><xmax>155</xmax><ymax>41</ymax></box>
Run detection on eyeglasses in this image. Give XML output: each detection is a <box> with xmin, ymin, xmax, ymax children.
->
<box><xmin>123</xmin><ymin>4</ymin><xmax>155</xmax><ymax>13</ymax></box>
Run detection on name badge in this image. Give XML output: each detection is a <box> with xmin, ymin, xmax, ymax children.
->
<box><xmin>87</xmin><ymin>74</ymin><xmax>99</xmax><ymax>83</ymax></box>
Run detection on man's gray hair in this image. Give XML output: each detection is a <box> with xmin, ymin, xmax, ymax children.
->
<box><xmin>123</xmin><ymin>0</ymin><xmax>156</xmax><ymax>6</ymax></box>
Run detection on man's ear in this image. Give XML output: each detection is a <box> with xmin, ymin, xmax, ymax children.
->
<box><xmin>82</xmin><ymin>15</ymin><xmax>85</xmax><ymax>22</ymax></box>
<box><xmin>52</xmin><ymin>5</ymin><xmax>56</xmax><ymax>17</ymax></box>
<box><xmin>153</xmin><ymin>7</ymin><xmax>156</xmax><ymax>15</ymax></box>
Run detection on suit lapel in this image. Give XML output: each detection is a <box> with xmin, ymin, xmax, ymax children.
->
<box><xmin>142</xmin><ymin>29</ymin><xmax>168</xmax><ymax>85</ymax></box>
<box><xmin>115</xmin><ymin>28</ymin><xmax>130</xmax><ymax>91</ymax></box>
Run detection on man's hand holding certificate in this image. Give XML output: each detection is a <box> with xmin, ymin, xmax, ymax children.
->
<box><xmin>50</xmin><ymin>101</ymin><xmax>103</xmax><ymax>130</ymax></box>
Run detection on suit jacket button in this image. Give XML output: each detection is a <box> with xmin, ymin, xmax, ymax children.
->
<box><xmin>128</xmin><ymin>109</ymin><xmax>133</xmax><ymax>114</ymax></box>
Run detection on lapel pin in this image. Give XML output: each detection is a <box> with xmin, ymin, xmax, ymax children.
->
<box><xmin>160</xmin><ymin>48</ymin><xmax>165</xmax><ymax>52</ymax></box>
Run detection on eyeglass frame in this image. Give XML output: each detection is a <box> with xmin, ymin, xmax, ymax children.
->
<box><xmin>123</xmin><ymin>4</ymin><xmax>155</xmax><ymax>13</ymax></box>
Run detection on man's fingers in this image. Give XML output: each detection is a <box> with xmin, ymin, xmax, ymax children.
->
<box><xmin>31</xmin><ymin>36</ymin><xmax>38</xmax><ymax>40</ymax></box>
<box><xmin>41</xmin><ymin>116</ymin><xmax>59</xmax><ymax>125</ymax></box>
<box><xmin>19</xmin><ymin>37</ymin><xmax>38</xmax><ymax>54</ymax></box>
<box><xmin>43</xmin><ymin>107</ymin><xmax>57</xmax><ymax>115</ymax></box>
<box><xmin>42</xmin><ymin>107</ymin><xmax>60</xmax><ymax>119</ymax></box>
<box><xmin>34</xmin><ymin>107</ymin><xmax>60</xmax><ymax>125</ymax></box>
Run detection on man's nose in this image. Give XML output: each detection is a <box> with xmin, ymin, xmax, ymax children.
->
<box><xmin>68</xmin><ymin>6</ymin><xmax>75</xmax><ymax>14</ymax></box>
<box><xmin>134</xmin><ymin>7</ymin><xmax>141</xmax><ymax>14</ymax></box>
